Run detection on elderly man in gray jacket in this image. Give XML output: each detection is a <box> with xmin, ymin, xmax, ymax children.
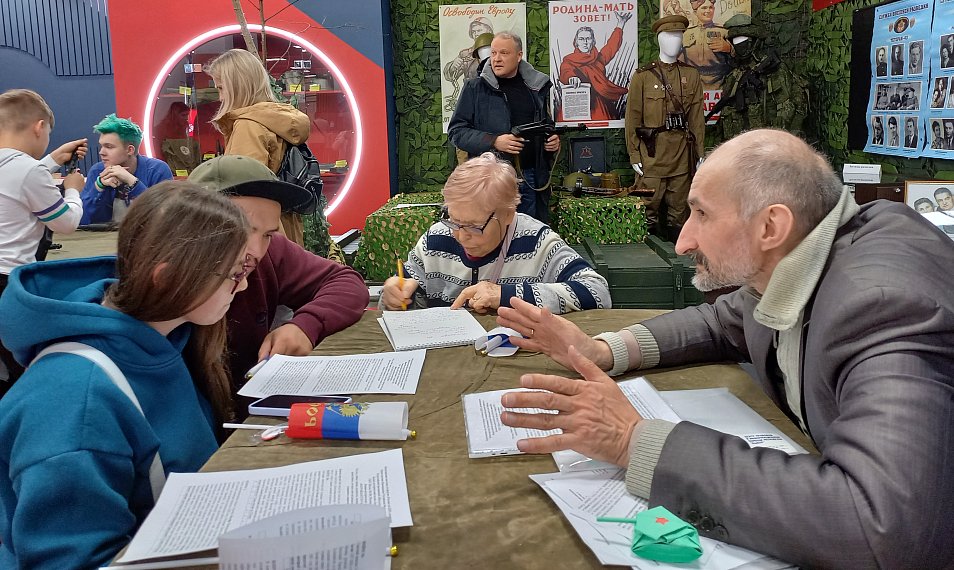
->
<box><xmin>496</xmin><ymin>129</ymin><xmax>954</xmax><ymax>568</ymax></box>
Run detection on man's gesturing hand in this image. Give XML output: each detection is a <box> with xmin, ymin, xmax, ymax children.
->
<box><xmin>499</xmin><ymin>346</ymin><xmax>642</xmax><ymax>467</ymax></box>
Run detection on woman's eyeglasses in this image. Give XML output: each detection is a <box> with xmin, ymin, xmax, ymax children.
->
<box><xmin>224</xmin><ymin>254</ymin><xmax>257</xmax><ymax>294</ymax></box>
<box><xmin>440</xmin><ymin>207</ymin><xmax>497</xmax><ymax>236</ymax></box>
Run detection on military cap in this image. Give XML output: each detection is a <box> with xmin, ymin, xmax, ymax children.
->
<box><xmin>725</xmin><ymin>14</ymin><xmax>763</xmax><ymax>40</ymax></box>
<box><xmin>652</xmin><ymin>15</ymin><xmax>689</xmax><ymax>35</ymax></box>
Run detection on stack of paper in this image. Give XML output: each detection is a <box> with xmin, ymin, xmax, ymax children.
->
<box><xmin>114</xmin><ymin>449</ymin><xmax>412</xmax><ymax>567</ymax></box>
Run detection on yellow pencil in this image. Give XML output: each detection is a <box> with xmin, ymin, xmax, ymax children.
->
<box><xmin>397</xmin><ymin>259</ymin><xmax>407</xmax><ymax>310</ymax></box>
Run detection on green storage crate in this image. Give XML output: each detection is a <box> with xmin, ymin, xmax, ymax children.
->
<box><xmin>573</xmin><ymin>235</ymin><xmax>704</xmax><ymax>309</ymax></box>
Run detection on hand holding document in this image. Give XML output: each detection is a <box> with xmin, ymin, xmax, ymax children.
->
<box><xmin>237</xmin><ymin>351</ymin><xmax>426</xmax><ymax>398</ymax></box>
<box><xmin>116</xmin><ymin>449</ymin><xmax>412</xmax><ymax>565</ymax></box>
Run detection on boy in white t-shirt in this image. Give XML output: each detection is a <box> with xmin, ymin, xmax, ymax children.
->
<box><xmin>0</xmin><ymin>89</ymin><xmax>88</xmax><ymax>389</ymax></box>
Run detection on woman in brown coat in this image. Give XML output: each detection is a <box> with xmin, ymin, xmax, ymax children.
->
<box><xmin>208</xmin><ymin>48</ymin><xmax>311</xmax><ymax>246</ymax></box>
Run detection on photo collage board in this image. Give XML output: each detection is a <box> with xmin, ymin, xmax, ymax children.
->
<box><xmin>865</xmin><ymin>0</ymin><xmax>953</xmax><ymax>157</ymax></box>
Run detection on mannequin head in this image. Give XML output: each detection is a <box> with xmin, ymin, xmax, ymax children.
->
<box><xmin>658</xmin><ymin>31</ymin><xmax>684</xmax><ymax>63</ymax></box>
<box><xmin>652</xmin><ymin>15</ymin><xmax>690</xmax><ymax>63</ymax></box>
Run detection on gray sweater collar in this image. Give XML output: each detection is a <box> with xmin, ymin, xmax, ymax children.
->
<box><xmin>754</xmin><ymin>187</ymin><xmax>860</xmax><ymax>331</ymax></box>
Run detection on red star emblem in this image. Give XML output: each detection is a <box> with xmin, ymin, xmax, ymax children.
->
<box><xmin>655</xmin><ymin>517</ymin><xmax>669</xmax><ymax>525</ymax></box>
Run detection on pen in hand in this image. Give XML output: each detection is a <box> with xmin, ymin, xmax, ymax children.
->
<box><xmin>245</xmin><ymin>357</ymin><xmax>270</xmax><ymax>379</ymax></box>
<box><xmin>397</xmin><ymin>259</ymin><xmax>407</xmax><ymax>311</ymax></box>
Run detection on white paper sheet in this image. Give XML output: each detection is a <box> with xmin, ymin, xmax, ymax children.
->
<box><xmin>462</xmin><ymin>388</ymin><xmax>559</xmax><ymax>457</ymax></box>
<box><xmin>530</xmin><ymin>469</ymin><xmax>794</xmax><ymax>569</ymax></box>
<box><xmin>378</xmin><ymin>307</ymin><xmax>486</xmax><ymax>351</ymax></box>
<box><xmin>218</xmin><ymin>505</ymin><xmax>392</xmax><ymax>570</ymax></box>
<box><xmin>117</xmin><ymin>449</ymin><xmax>412</xmax><ymax>564</ymax></box>
<box><xmin>237</xmin><ymin>351</ymin><xmax>426</xmax><ymax>398</ymax></box>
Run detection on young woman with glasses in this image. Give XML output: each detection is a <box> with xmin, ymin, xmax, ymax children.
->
<box><xmin>380</xmin><ymin>152</ymin><xmax>610</xmax><ymax>314</ymax></box>
<box><xmin>0</xmin><ymin>180</ymin><xmax>250</xmax><ymax>568</ymax></box>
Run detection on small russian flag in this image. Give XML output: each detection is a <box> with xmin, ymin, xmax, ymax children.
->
<box><xmin>286</xmin><ymin>402</ymin><xmax>368</xmax><ymax>439</ymax></box>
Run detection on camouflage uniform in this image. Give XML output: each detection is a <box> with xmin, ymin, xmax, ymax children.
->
<box><xmin>624</xmin><ymin>60</ymin><xmax>704</xmax><ymax>234</ymax></box>
<box><xmin>717</xmin><ymin>16</ymin><xmax>808</xmax><ymax>139</ymax></box>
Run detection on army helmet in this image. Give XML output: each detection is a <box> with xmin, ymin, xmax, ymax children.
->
<box><xmin>725</xmin><ymin>14</ymin><xmax>763</xmax><ymax>40</ymax></box>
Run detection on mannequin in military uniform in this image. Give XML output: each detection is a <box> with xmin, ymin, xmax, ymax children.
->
<box><xmin>716</xmin><ymin>15</ymin><xmax>808</xmax><ymax>140</ymax></box>
<box><xmin>624</xmin><ymin>15</ymin><xmax>704</xmax><ymax>241</ymax></box>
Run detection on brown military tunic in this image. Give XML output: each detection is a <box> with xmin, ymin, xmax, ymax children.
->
<box><xmin>624</xmin><ymin>60</ymin><xmax>704</xmax><ymax>234</ymax></box>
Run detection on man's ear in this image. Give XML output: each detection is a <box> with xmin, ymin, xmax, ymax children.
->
<box><xmin>31</xmin><ymin>120</ymin><xmax>46</xmax><ymax>138</ymax></box>
<box><xmin>126</xmin><ymin>143</ymin><xmax>136</xmax><ymax>157</ymax></box>
<box><xmin>755</xmin><ymin>204</ymin><xmax>795</xmax><ymax>252</ymax></box>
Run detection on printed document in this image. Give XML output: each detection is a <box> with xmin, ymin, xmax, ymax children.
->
<box><xmin>530</xmin><ymin>468</ymin><xmax>794</xmax><ymax>569</ymax></box>
<box><xmin>462</xmin><ymin>388</ymin><xmax>559</xmax><ymax>458</ymax></box>
<box><xmin>378</xmin><ymin>307</ymin><xmax>486</xmax><ymax>351</ymax></box>
<box><xmin>117</xmin><ymin>449</ymin><xmax>412</xmax><ymax>564</ymax></box>
<box><xmin>218</xmin><ymin>505</ymin><xmax>392</xmax><ymax>570</ymax></box>
<box><xmin>238</xmin><ymin>351</ymin><xmax>426</xmax><ymax>398</ymax></box>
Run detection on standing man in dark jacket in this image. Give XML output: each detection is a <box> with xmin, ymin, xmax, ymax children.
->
<box><xmin>189</xmin><ymin>155</ymin><xmax>369</xmax><ymax>419</ymax></box>
<box><xmin>448</xmin><ymin>32</ymin><xmax>560</xmax><ymax>223</ymax></box>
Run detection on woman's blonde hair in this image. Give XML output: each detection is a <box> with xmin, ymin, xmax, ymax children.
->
<box><xmin>442</xmin><ymin>152</ymin><xmax>521</xmax><ymax>213</ymax></box>
<box><xmin>207</xmin><ymin>48</ymin><xmax>277</xmax><ymax>131</ymax></box>
<box><xmin>104</xmin><ymin>181</ymin><xmax>250</xmax><ymax>424</ymax></box>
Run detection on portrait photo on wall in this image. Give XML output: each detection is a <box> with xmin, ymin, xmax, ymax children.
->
<box><xmin>891</xmin><ymin>43</ymin><xmax>905</xmax><ymax>76</ymax></box>
<box><xmin>548</xmin><ymin>0</ymin><xmax>638</xmax><ymax>128</ymax></box>
<box><xmin>941</xmin><ymin>34</ymin><xmax>954</xmax><ymax>69</ymax></box>
<box><xmin>906</xmin><ymin>180</ymin><xmax>954</xmax><ymax>240</ymax></box>
<box><xmin>871</xmin><ymin>115</ymin><xmax>885</xmax><ymax>145</ymax></box>
<box><xmin>876</xmin><ymin>45</ymin><xmax>888</xmax><ymax>77</ymax></box>
<box><xmin>885</xmin><ymin>115</ymin><xmax>901</xmax><ymax>147</ymax></box>
<box><xmin>909</xmin><ymin>40</ymin><xmax>924</xmax><ymax>75</ymax></box>
<box><xmin>931</xmin><ymin>77</ymin><xmax>948</xmax><ymax>108</ymax></box>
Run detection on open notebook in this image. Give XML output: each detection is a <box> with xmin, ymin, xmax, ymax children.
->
<box><xmin>378</xmin><ymin>307</ymin><xmax>487</xmax><ymax>351</ymax></box>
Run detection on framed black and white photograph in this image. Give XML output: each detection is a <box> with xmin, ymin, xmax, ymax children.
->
<box><xmin>905</xmin><ymin>180</ymin><xmax>954</xmax><ymax>240</ymax></box>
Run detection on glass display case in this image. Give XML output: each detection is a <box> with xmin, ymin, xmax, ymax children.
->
<box><xmin>149</xmin><ymin>33</ymin><xmax>356</xmax><ymax>203</ymax></box>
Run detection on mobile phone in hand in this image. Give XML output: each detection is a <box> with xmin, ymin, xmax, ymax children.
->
<box><xmin>248</xmin><ymin>394</ymin><xmax>352</xmax><ymax>417</ymax></box>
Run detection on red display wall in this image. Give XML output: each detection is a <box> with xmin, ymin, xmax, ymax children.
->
<box><xmin>108</xmin><ymin>1</ymin><xmax>391</xmax><ymax>231</ymax></box>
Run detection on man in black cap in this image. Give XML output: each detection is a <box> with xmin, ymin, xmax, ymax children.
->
<box><xmin>189</xmin><ymin>155</ymin><xmax>369</xmax><ymax>419</ymax></box>
<box><xmin>624</xmin><ymin>15</ymin><xmax>704</xmax><ymax>242</ymax></box>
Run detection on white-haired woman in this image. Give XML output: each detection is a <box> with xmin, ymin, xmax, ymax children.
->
<box><xmin>381</xmin><ymin>153</ymin><xmax>611</xmax><ymax>314</ymax></box>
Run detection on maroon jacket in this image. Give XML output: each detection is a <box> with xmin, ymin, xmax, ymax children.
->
<box><xmin>226</xmin><ymin>234</ymin><xmax>368</xmax><ymax>419</ymax></box>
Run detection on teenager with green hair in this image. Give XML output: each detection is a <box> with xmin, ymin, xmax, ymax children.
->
<box><xmin>79</xmin><ymin>113</ymin><xmax>173</xmax><ymax>224</ymax></box>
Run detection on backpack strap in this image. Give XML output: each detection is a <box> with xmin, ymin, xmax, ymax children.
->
<box><xmin>32</xmin><ymin>342</ymin><xmax>166</xmax><ymax>502</ymax></box>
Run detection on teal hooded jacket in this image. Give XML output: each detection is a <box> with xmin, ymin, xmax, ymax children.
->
<box><xmin>0</xmin><ymin>256</ymin><xmax>218</xmax><ymax>568</ymax></box>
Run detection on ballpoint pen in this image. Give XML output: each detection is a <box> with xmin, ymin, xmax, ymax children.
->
<box><xmin>479</xmin><ymin>335</ymin><xmax>507</xmax><ymax>355</ymax></box>
<box><xmin>397</xmin><ymin>259</ymin><xmax>407</xmax><ymax>310</ymax></box>
<box><xmin>244</xmin><ymin>356</ymin><xmax>270</xmax><ymax>379</ymax></box>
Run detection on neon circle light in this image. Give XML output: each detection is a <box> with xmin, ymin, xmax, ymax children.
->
<box><xmin>142</xmin><ymin>24</ymin><xmax>362</xmax><ymax>215</ymax></box>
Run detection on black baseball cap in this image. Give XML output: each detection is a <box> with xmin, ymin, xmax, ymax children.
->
<box><xmin>189</xmin><ymin>155</ymin><xmax>316</xmax><ymax>214</ymax></box>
